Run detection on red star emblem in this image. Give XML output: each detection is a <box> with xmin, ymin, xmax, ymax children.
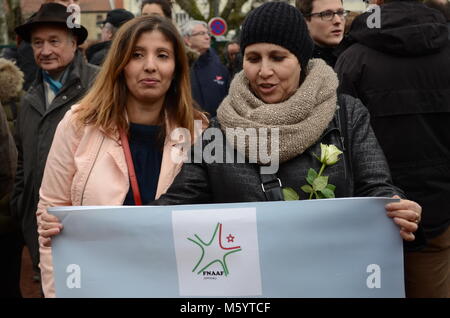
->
<box><xmin>226</xmin><ymin>234</ymin><xmax>235</xmax><ymax>243</ymax></box>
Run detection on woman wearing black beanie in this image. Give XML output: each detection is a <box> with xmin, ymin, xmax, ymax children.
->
<box><xmin>155</xmin><ymin>2</ymin><xmax>422</xmax><ymax>246</ymax></box>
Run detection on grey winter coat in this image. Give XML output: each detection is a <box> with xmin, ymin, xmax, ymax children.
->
<box><xmin>11</xmin><ymin>51</ymin><xmax>98</xmax><ymax>270</ymax></box>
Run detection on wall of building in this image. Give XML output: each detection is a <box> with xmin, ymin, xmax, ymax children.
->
<box><xmin>344</xmin><ymin>0</ymin><xmax>367</xmax><ymax>11</ymax></box>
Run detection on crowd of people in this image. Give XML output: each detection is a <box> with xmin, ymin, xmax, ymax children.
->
<box><xmin>0</xmin><ymin>0</ymin><xmax>449</xmax><ymax>299</ymax></box>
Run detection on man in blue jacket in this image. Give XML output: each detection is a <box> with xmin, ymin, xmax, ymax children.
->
<box><xmin>182</xmin><ymin>20</ymin><xmax>230</xmax><ymax>118</ymax></box>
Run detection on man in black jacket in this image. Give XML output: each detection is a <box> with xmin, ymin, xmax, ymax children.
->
<box><xmin>335</xmin><ymin>0</ymin><xmax>450</xmax><ymax>298</ymax></box>
<box><xmin>296</xmin><ymin>0</ymin><xmax>349</xmax><ymax>67</ymax></box>
<box><xmin>12</xmin><ymin>2</ymin><xmax>98</xmax><ymax>288</ymax></box>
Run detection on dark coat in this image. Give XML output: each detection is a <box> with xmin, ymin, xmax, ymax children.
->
<box><xmin>0</xmin><ymin>60</ymin><xmax>22</xmax><ymax>299</ymax></box>
<box><xmin>311</xmin><ymin>35</ymin><xmax>355</xmax><ymax>68</ymax></box>
<box><xmin>11</xmin><ymin>52</ymin><xmax>98</xmax><ymax>269</ymax></box>
<box><xmin>156</xmin><ymin>94</ymin><xmax>404</xmax><ymax>204</ymax></box>
<box><xmin>190</xmin><ymin>48</ymin><xmax>230</xmax><ymax>118</ymax></box>
<box><xmin>0</xmin><ymin>103</ymin><xmax>20</xmax><ymax>298</ymax></box>
<box><xmin>87</xmin><ymin>41</ymin><xmax>111</xmax><ymax>66</ymax></box>
<box><xmin>312</xmin><ymin>45</ymin><xmax>338</xmax><ymax>68</ymax></box>
<box><xmin>0</xmin><ymin>104</ymin><xmax>16</xmax><ymax>202</ymax></box>
<box><xmin>0</xmin><ymin>103</ymin><xmax>18</xmax><ymax>234</ymax></box>
<box><xmin>335</xmin><ymin>1</ymin><xmax>450</xmax><ymax>239</ymax></box>
<box><xmin>2</xmin><ymin>42</ymin><xmax>39</xmax><ymax>92</ymax></box>
<box><xmin>0</xmin><ymin>57</ymin><xmax>22</xmax><ymax>235</ymax></box>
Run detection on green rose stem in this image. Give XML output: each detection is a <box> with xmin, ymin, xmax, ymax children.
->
<box><xmin>309</xmin><ymin>163</ymin><xmax>327</xmax><ymax>199</ymax></box>
<box><xmin>283</xmin><ymin>144</ymin><xmax>342</xmax><ymax>201</ymax></box>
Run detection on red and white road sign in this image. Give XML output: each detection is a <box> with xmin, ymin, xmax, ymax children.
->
<box><xmin>208</xmin><ymin>17</ymin><xmax>227</xmax><ymax>36</ymax></box>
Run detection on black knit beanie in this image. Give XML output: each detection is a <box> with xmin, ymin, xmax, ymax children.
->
<box><xmin>240</xmin><ymin>1</ymin><xmax>314</xmax><ymax>70</ymax></box>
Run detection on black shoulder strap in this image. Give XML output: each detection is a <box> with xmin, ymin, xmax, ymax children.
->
<box><xmin>260</xmin><ymin>167</ymin><xmax>284</xmax><ymax>201</ymax></box>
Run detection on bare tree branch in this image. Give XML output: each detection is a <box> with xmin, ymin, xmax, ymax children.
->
<box><xmin>220</xmin><ymin>0</ymin><xmax>236</xmax><ymax>20</ymax></box>
<box><xmin>175</xmin><ymin>0</ymin><xmax>205</xmax><ymax>21</ymax></box>
<box><xmin>221</xmin><ymin>0</ymin><xmax>247</xmax><ymax>31</ymax></box>
<box><xmin>207</xmin><ymin>0</ymin><xmax>215</xmax><ymax>20</ymax></box>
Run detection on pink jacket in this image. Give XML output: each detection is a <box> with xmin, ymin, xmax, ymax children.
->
<box><xmin>37</xmin><ymin>106</ymin><xmax>207</xmax><ymax>297</ymax></box>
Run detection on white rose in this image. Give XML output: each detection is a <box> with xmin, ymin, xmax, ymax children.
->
<box><xmin>320</xmin><ymin>144</ymin><xmax>343</xmax><ymax>166</ymax></box>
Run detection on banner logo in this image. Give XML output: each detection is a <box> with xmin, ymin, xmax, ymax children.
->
<box><xmin>188</xmin><ymin>222</ymin><xmax>242</xmax><ymax>278</ymax></box>
<box><xmin>172</xmin><ymin>207</ymin><xmax>262</xmax><ymax>296</ymax></box>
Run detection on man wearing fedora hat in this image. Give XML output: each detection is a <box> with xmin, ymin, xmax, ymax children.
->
<box><xmin>11</xmin><ymin>2</ymin><xmax>98</xmax><ymax>288</ymax></box>
<box><xmin>1</xmin><ymin>1</ymin><xmax>81</xmax><ymax>91</ymax></box>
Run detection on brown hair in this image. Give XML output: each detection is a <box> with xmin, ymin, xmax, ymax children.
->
<box><xmin>74</xmin><ymin>15</ymin><xmax>202</xmax><ymax>141</ymax></box>
<box><xmin>295</xmin><ymin>0</ymin><xmax>344</xmax><ymax>20</ymax></box>
<box><xmin>141</xmin><ymin>0</ymin><xmax>172</xmax><ymax>19</ymax></box>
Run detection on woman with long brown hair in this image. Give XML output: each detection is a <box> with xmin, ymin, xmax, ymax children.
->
<box><xmin>36</xmin><ymin>15</ymin><xmax>207</xmax><ymax>297</ymax></box>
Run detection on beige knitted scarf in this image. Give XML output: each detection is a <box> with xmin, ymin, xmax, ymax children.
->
<box><xmin>217</xmin><ymin>58</ymin><xmax>339</xmax><ymax>164</ymax></box>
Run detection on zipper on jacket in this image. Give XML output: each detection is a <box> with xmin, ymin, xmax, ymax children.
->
<box><xmin>336</xmin><ymin>105</ymin><xmax>350</xmax><ymax>184</ymax></box>
<box><xmin>333</xmin><ymin>105</ymin><xmax>348</xmax><ymax>181</ymax></box>
<box><xmin>80</xmin><ymin>135</ymin><xmax>105</xmax><ymax>205</ymax></box>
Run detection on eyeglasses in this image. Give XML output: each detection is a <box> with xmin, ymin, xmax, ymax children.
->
<box><xmin>307</xmin><ymin>9</ymin><xmax>350</xmax><ymax>21</ymax></box>
<box><xmin>190</xmin><ymin>31</ymin><xmax>210</xmax><ymax>37</ymax></box>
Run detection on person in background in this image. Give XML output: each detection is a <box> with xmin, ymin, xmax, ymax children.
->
<box><xmin>0</xmin><ymin>102</ymin><xmax>19</xmax><ymax>297</ymax></box>
<box><xmin>2</xmin><ymin>0</ymin><xmax>80</xmax><ymax>91</ymax></box>
<box><xmin>182</xmin><ymin>20</ymin><xmax>230</xmax><ymax>118</ymax></box>
<box><xmin>12</xmin><ymin>2</ymin><xmax>98</xmax><ymax>289</ymax></box>
<box><xmin>224</xmin><ymin>40</ymin><xmax>243</xmax><ymax>79</ymax></box>
<box><xmin>335</xmin><ymin>0</ymin><xmax>450</xmax><ymax>298</ymax></box>
<box><xmin>87</xmin><ymin>9</ymin><xmax>135</xmax><ymax>66</ymax></box>
<box><xmin>0</xmin><ymin>58</ymin><xmax>23</xmax><ymax>298</ymax></box>
<box><xmin>141</xmin><ymin>0</ymin><xmax>172</xmax><ymax>19</ymax></box>
<box><xmin>0</xmin><ymin>106</ymin><xmax>17</xmax><ymax>200</ymax></box>
<box><xmin>1</xmin><ymin>37</ymin><xmax>38</xmax><ymax>92</ymax></box>
<box><xmin>296</xmin><ymin>0</ymin><xmax>348</xmax><ymax>67</ymax></box>
<box><xmin>0</xmin><ymin>105</ymin><xmax>18</xmax><ymax>200</ymax></box>
<box><xmin>35</xmin><ymin>15</ymin><xmax>207</xmax><ymax>297</ymax></box>
<box><xmin>0</xmin><ymin>58</ymin><xmax>23</xmax><ymax>132</ymax></box>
